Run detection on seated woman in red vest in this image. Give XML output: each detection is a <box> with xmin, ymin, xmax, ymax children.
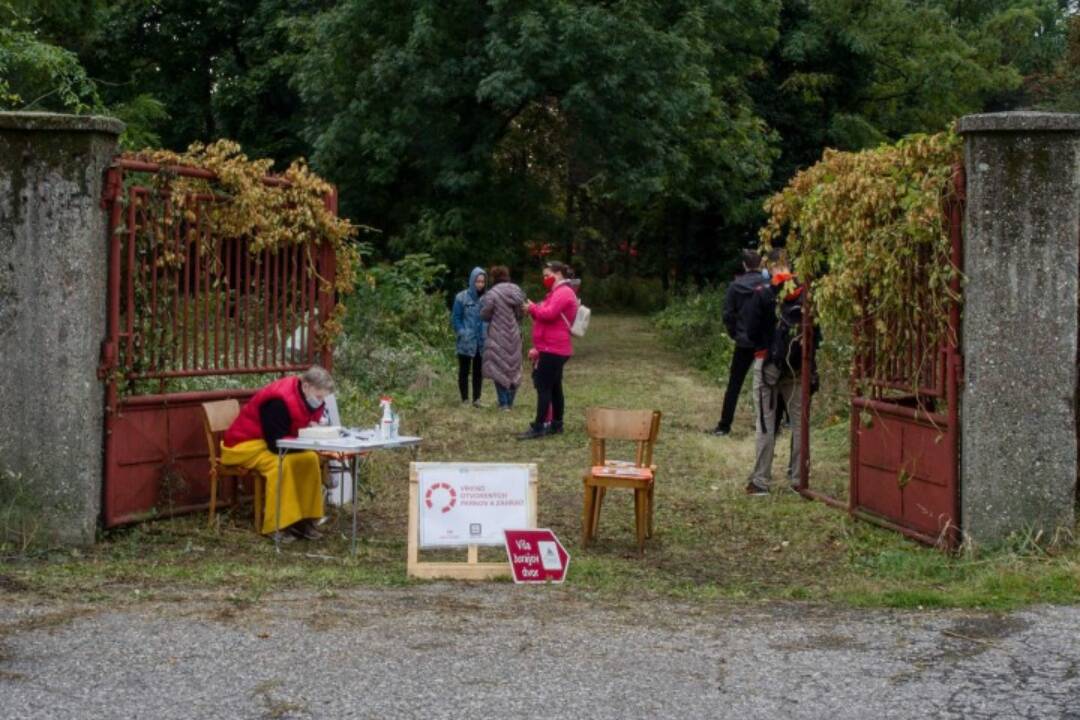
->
<box><xmin>221</xmin><ymin>366</ymin><xmax>334</xmax><ymax>541</ymax></box>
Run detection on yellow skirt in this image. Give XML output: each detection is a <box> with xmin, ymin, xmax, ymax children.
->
<box><xmin>220</xmin><ymin>439</ymin><xmax>324</xmax><ymax>535</ymax></box>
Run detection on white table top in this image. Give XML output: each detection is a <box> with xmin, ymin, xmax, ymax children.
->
<box><xmin>276</xmin><ymin>433</ymin><xmax>422</xmax><ymax>453</ymax></box>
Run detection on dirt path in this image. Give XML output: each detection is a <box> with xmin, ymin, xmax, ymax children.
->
<box><xmin>403</xmin><ymin>313</ymin><xmax>854</xmax><ymax>597</ymax></box>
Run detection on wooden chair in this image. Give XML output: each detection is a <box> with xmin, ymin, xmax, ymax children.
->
<box><xmin>582</xmin><ymin>408</ymin><xmax>662</xmax><ymax>555</ymax></box>
<box><xmin>201</xmin><ymin>399</ymin><xmax>263</xmax><ymax>530</ymax></box>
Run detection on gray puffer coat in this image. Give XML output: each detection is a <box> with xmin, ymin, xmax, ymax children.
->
<box><xmin>479</xmin><ymin>282</ymin><xmax>527</xmax><ymax>389</ymax></box>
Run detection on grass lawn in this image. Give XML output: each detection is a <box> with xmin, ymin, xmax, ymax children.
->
<box><xmin>2</xmin><ymin>315</ymin><xmax>1079</xmax><ymax>609</ymax></box>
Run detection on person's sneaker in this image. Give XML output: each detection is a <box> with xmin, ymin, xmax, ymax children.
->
<box><xmin>517</xmin><ymin>425</ymin><xmax>547</xmax><ymax>441</ymax></box>
<box><xmin>472</xmin><ymin>400</ymin><xmax>483</xmax><ymax>408</ymax></box>
<box><xmin>548</xmin><ymin>422</ymin><xmax>564</xmax><ymax>435</ymax></box>
<box><xmin>710</xmin><ymin>426</ymin><xmax>731</xmax><ymax>437</ymax></box>
<box><xmin>501</xmin><ymin>406</ymin><xmax>513</xmax><ymax>413</ymax></box>
<box><xmin>744</xmin><ymin>482</ymin><xmax>769</xmax><ymax>496</ymax></box>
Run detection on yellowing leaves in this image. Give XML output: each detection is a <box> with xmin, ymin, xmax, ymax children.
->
<box><xmin>759</xmin><ymin>131</ymin><xmax>964</xmax><ymax>392</ymax></box>
<box><xmin>123</xmin><ymin>140</ymin><xmax>363</xmax><ymax>344</ymax></box>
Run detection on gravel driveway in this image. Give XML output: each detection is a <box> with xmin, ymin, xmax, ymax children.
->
<box><xmin>2</xmin><ymin>585</ymin><xmax>1079</xmax><ymax>719</ymax></box>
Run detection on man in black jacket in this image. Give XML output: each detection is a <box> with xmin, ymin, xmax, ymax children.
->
<box><xmin>710</xmin><ymin>249</ymin><xmax>767</xmax><ymax>436</ymax></box>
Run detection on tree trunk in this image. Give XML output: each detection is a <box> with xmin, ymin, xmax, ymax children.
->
<box><xmin>564</xmin><ymin>186</ymin><xmax>575</xmax><ymax>265</ymax></box>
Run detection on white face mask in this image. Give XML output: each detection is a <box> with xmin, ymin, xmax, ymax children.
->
<box><xmin>302</xmin><ymin>384</ymin><xmax>324</xmax><ymax>409</ymax></box>
<box><xmin>761</xmin><ymin>268</ymin><xmax>771</xmax><ymax>281</ymax></box>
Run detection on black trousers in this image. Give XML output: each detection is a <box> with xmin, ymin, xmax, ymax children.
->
<box><xmin>458</xmin><ymin>354</ymin><xmax>482</xmax><ymax>402</ymax></box>
<box><xmin>718</xmin><ymin>346</ymin><xmax>756</xmax><ymax>432</ymax></box>
<box><xmin>533</xmin><ymin>352</ymin><xmax>569</xmax><ymax>429</ymax></box>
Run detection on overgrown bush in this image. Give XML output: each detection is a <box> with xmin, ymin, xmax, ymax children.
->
<box><xmin>653</xmin><ymin>286</ymin><xmax>733</xmax><ymax>383</ymax></box>
<box><xmin>582</xmin><ymin>275</ymin><xmax>666</xmax><ymax>314</ymax></box>
<box><xmin>333</xmin><ymin>251</ymin><xmax>454</xmax><ymax>423</ymax></box>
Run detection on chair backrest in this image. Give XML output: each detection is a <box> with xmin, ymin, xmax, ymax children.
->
<box><xmin>585</xmin><ymin>408</ymin><xmax>662</xmax><ymax>467</ymax></box>
<box><xmin>201</xmin><ymin>399</ymin><xmax>241</xmax><ymax>464</ymax></box>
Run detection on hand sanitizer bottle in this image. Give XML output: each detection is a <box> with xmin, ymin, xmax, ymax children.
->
<box><xmin>379</xmin><ymin>396</ymin><xmax>394</xmax><ymax>440</ymax></box>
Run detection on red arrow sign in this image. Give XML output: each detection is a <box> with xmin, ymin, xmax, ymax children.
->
<box><xmin>504</xmin><ymin>529</ymin><xmax>570</xmax><ymax>584</ymax></box>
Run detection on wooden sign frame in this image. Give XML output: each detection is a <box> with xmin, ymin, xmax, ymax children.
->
<box><xmin>407</xmin><ymin>462</ymin><xmax>538</xmax><ymax>580</ymax></box>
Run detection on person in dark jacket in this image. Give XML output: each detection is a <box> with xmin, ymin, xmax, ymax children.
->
<box><xmin>711</xmin><ymin>249</ymin><xmax>767</xmax><ymax>436</ymax></box>
<box><xmin>744</xmin><ymin>250</ymin><xmax>819</xmax><ymax>495</ymax></box>
<box><xmin>451</xmin><ymin>267</ymin><xmax>488</xmax><ymax>406</ymax></box>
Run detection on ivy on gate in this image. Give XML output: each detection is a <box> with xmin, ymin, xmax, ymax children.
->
<box><xmin>123</xmin><ymin>140</ymin><xmax>361</xmax><ymax>347</ymax></box>
<box><xmin>759</xmin><ymin>131</ymin><xmax>963</xmax><ymax>393</ymax></box>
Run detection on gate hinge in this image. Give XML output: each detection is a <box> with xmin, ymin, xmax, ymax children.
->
<box><xmin>101</xmin><ymin>167</ymin><xmax>121</xmax><ymax>210</ymax></box>
<box><xmin>98</xmin><ymin>339</ymin><xmax>117</xmax><ymax>380</ymax></box>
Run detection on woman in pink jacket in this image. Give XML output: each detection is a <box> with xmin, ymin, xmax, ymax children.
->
<box><xmin>519</xmin><ymin>261</ymin><xmax>579</xmax><ymax>440</ymax></box>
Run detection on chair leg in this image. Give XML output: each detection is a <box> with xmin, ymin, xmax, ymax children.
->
<box><xmin>582</xmin><ymin>483</ymin><xmax>596</xmax><ymax>547</ymax></box>
<box><xmin>635</xmin><ymin>488</ymin><xmax>647</xmax><ymax>556</ymax></box>
<box><xmin>633</xmin><ymin>488</ymin><xmax>641</xmax><ymax>536</ymax></box>
<box><xmin>208</xmin><ymin>470</ymin><xmax>218</xmax><ymax>528</ymax></box>
<box><xmin>591</xmin><ymin>487</ymin><xmax>605</xmax><ymax>538</ymax></box>
<box><xmin>253</xmin><ymin>475</ymin><xmax>264</xmax><ymax>532</ymax></box>
<box><xmin>646</xmin><ymin>484</ymin><xmax>654</xmax><ymax>539</ymax></box>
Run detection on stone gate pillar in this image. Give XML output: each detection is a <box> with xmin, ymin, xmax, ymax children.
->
<box><xmin>0</xmin><ymin>112</ymin><xmax>123</xmax><ymax>546</ymax></box>
<box><xmin>957</xmin><ymin>111</ymin><xmax>1080</xmax><ymax>547</ymax></box>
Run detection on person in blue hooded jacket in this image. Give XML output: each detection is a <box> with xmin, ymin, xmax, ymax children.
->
<box><xmin>451</xmin><ymin>267</ymin><xmax>488</xmax><ymax>406</ymax></box>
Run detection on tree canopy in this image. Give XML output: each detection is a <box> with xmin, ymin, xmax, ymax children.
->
<box><xmin>5</xmin><ymin>0</ymin><xmax>1078</xmax><ymax>285</ymax></box>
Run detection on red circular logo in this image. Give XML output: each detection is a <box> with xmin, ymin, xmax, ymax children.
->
<box><xmin>424</xmin><ymin>482</ymin><xmax>457</xmax><ymax>513</ymax></box>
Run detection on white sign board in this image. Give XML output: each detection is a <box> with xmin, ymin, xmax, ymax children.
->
<box><xmin>417</xmin><ymin>464</ymin><xmax>530</xmax><ymax>548</ymax></box>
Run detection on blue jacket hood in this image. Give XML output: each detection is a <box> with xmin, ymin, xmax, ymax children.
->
<box><xmin>467</xmin><ymin>267</ymin><xmax>487</xmax><ymax>300</ymax></box>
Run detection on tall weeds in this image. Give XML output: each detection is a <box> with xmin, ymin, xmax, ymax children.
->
<box><xmin>334</xmin><ymin>252</ymin><xmax>455</xmax><ymax>423</ymax></box>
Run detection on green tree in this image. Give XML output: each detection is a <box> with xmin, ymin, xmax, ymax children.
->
<box><xmin>0</xmin><ymin>2</ymin><xmax>100</xmax><ymax>113</ymax></box>
<box><xmin>69</xmin><ymin>0</ymin><xmax>319</xmax><ymax>161</ymax></box>
<box><xmin>10</xmin><ymin>0</ymin><xmax>1076</xmax><ymax>289</ymax></box>
<box><xmin>0</xmin><ymin>2</ymin><xmax>167</xmax><ymax>148</ymax></box>
<box><xmin>753</xmin><ymin>0</ymin><xmax>1065</xmax><ymax>184</ymax></box>
<box><xmin>295</xmin><ymin>0</ymin><xmax>781</xmax><ymax>284</ymax></box>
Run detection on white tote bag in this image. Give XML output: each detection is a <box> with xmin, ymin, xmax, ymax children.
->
<box><xmin>562</xmin><ymin>304</ymin><xmax>591</xmax><ymax>337</ymax></box>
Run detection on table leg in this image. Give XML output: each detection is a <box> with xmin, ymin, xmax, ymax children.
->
<box><xmin>275</xmin><ymin>449</ymin><xmax>284</xmax><ymax>555</ymax></box>
<box><xmin>351</xmin><ymin>454</ymin><xmax>361</xmax><ymax>557</ymax></box>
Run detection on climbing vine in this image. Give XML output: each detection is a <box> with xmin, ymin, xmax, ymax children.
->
<box><xmin>129</xmin><ymin>140</ymin><xmax>359</xmax><ymax>288</ymax></box>
<box><xmin>760</xmin><ymin>131</ymin><xmax>963</xmax><ymax>394</ymax></box>
<box><xmin>124</xmin><ymin>140</ymin><xmax>360</xmax><ymax>342</ymax></box>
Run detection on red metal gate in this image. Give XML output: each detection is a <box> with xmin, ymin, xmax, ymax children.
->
<box><xmin>98</xmin><ymin>158</ymin><xmax>337</xmax><ymax>527</ymax></box>
<box><xmin>798</xmin><ymin>167</ymin><xmax>964</xmax><ymax>548</ymax></box>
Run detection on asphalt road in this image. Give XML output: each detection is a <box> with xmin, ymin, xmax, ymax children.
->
<box><xmin>2</xmin><ymin>585</ymin><xmax>1079</xmax><ymax>719</ymax></box>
